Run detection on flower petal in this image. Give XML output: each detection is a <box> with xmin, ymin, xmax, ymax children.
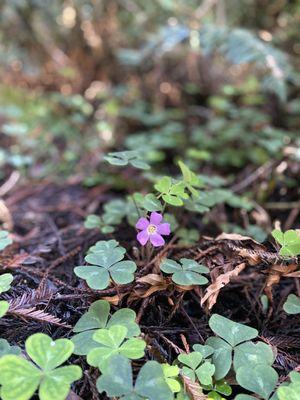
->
<box><xmin>136</xmin><ymin>217</ymin><xmax>149</xmax><ymax>230</ymax></box>
<box><xmin>150</xmin><ymin>233</ymin><xmax>165</xmax><ymax>247</ymax></box>
<box><xmin>157</xmin><ymin>223</ymin><xmax>170</xmax><ymax>236</ymax></box>
<box><xmin>150</xmin><ymin>212</ymin><xmax>162</xmax><ymax>225</ymax></box>
<box><xmin>137</xmin><ymin>230</ymin><xmax>149</xmax><ymax>246</ymax></box>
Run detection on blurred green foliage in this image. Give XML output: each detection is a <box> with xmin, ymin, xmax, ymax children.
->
<box><xmin>0</xmin><ymin>0</ymin><xmax>299</xmax><ymax>215</ymax></box>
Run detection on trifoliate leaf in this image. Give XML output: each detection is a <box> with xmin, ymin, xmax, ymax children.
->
<box><xmin>26</xmin><ymin>334</ymin><xmax>75</xmax><ymax>371</ymax></box>
<box><xmin>72</xmin><ymin>300</ymin><xmax>140</xmax><ymax>355</ymax></box>
<box><xmin>209</xmin><ymin>314</ymin><xmax>258</xmax><ymax>347</ymax></box>
<box><xmin>272</xmin><ymin>229</ymin><xmax>300</xmax><ymax>257</ymax></box>
<box><xmin>160</xmin><ymin>258</ymin><xmax>209</xmax><ymax>286</ymax></box>
<box><xmin>74</xmin><ymin>241</ymin><xmax>137</xmax><ymax>290</ymax></box>
<box><xmin>104</xmin><ymin>150</ymin><xmax>150</xmax><ymax>170</ymax></box>
<box><xmin>0</xmin><ymin>334</ymin><xmax>81</xmax><ymax>400</ymax></box>
<box><xmin>196</xmin><ymin>361</ymin><xmax>215</xmax><ymax>385</ymax></box>
<box><xmin>87</xmin><ymin>325</ymin><xmax>145</xmax><ymax>370</ymax></box>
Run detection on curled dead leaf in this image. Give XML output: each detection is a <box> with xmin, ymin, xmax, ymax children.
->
<box><xmin>201</xmin><ymin>263</ymin><xmax>246</xmax><ymax>309</ymax></box>
<box><xmin>136</xmin><ymin>274</ymin><xmax>165</xmax><ymax>285</ymax></box>
<box><xmin>264</xmin><ymin>263</ymin><xmax>299</xmax><ymax>301</ymax></box>
<box><xmin>216</xmin><ymin>232</ymin><xmax>261</xmax><ymax>245</ymax></box>
<box><xmin>101</xmin><ymin>295</ymin><xmax>122</xmax><ymax>305</ymax></box>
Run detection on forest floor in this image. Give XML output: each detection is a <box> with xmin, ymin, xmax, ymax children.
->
<box><xmin>1</xmin><ymin>179</ymin><xmax>299</xmax><ymax>399</ymax></box>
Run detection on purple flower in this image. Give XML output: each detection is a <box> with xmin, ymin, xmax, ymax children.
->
<box><xmin>136</xmin><ymin>212</ymin><xmax>171</xmax><ymax>247</ymax></box>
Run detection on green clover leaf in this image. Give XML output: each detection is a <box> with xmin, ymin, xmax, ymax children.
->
<box><xmin>0</xmin><ymin>230</ymin><xmax>12</xmax><ymax>251</ymax></box>
<box><xmin>207</xmin><ymin>314</ymin><xmax>275</xmax><ymax>384</ymax></box>
<box><xmin>185</xmin><ymin>189</ymin><xmax>253</xmax><ymax>214</ymax></box>
<box><xmin>207</xmin><ymin>314</ymin><xmax>262</xmax><ymax>380</ymax></box>
<box><xmin>277</xmin><ymin>372</ymin><xmax>300</xmax><ymax>400</ymax></box>
<box><xmin>177</xmin><ymin>228</ymin><xmax>199</xmax><ymax>246</ymax></box>
<box><xmin>178</xmin><ymin>352</ymin><xmax>203</xmax><ymax>370</ymax></box>
<box><xmin>162</xmin><ymin>364</ymin><xmax>181</xmax><ymax>393</ymax></box>
<box><xmin>0</xmin><ymin>338</ymin><xmax>21</xmax><ymax>357</ymax></box>
<box><xmin>178</xmin><ymin>352</ymin><xmax>203</xmax><ymax>381</ymax></box>
<box><xmin>87</xmin><ymin>325</ymin><xmax>146</xmax><ymax>371</ymax></box>
<box><xmin>233</xmin><ymin>341</ymin><xmax>275</xmax><ymax>370</ymax></box>
<box><xmin>178</xmin><ymin>160</ymin><xmax>202</xmax><ymax>197</ymax></box>
<box><xmin>72</xmin><ymin>300</ymin><xmax>140</xmax><ymax>355</ymax></box>
<box><xmin>195</xmin><ymin>361</ymin><xmax>215</xmax><ymax>386</ymax></box>
<box><xmin>160</xmin><ymin>258</ymin><xmax>209</xmax><ymax>286</ymax></box>
<box><xmin>192</xmin><ymin>344</ymin><xmax>214</xmax><ymax>358</ymax></box>
<box><xmin>0</xmin><ymin>355</ymin><xmax>42</xmax><ymax>400</ymax></box>
<box><xmin>104</xmin><ymin>150</ymin><xmax>150</xmax><ymax>170</ymax></box>
<box><xmin>0</xmin><ymin>333</ymin><xmax>82</xmax><ymax>400</ymax></box>
<box><xmin>84</xmin><ymin>214</ymin><xmax>114</xmax><ymax>234</ymax></box>
<box><xmin>0</xmin><ymin>300</ymin><xmax>9</xmax><ymax>318</ymax></box>
<box><xmin>209</xmin><ymin>314</ymin><xmax>258</xmax><ymax>347</ymax></box>
<box><xmin>74</xmin><ymin>240</ymin><xmax>137</xmax><ymax>290</ymax></box>
<box><xmin>96</xmin><ymin>354</ymin><xmax>134</xmax><ymax>398</ymax></box>
<box><xmin>236</xmin><ymin>364</ymin><xmax>278</xmax><ymax>399</ymax></box>
<box><xmin>142</xmin><ymin>193</ymin><xmax>163</xmax><ymax>212</ymax></box>
<box><xmin>154</xmin><ymin>176</ymin><xmax>188</xmax><ymax>206</ymax></box>
<box><xmin>97</xmin><ymin>354</ymin><xmax>174</xmax><ymax>400</ymax></box>
<box><xmin>178</xmin><ymin>351</ymin><xmax>215</xmax><ymax>387</ymax></box>
<box><xmin>0</xmin><ymin>273</ymin><xmax>13</xmax><ymax>293</ymax></box>
<box><xmin>205</xmin><ymin>337</ymin><xmax>233</xmax><ymax>380</ymax></box>
<box><xmin>283</xmin><ymin>294</ymin><xmax>300</xmax><ymax>314</ymax></box>
<box><xmin>272</xmin><ymin>229</ymin><xmax>300</xmax><ymax>257</ymax></box>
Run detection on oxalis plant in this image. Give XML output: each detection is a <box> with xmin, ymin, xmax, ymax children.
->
<box><xmin>272</xmin><ymin>229</ymin><xmax>300</xmax><ymax>316</ymax></box>
<box><xmin>74</xmin><ymin>239</ymin><xmax>137</xmax><ymax>290</ymax></box>
<box><xmin>0</xmin><ymin>334</ymin><xmax>82</xmax><ymax>400</ymax></box>
<box><xmin>71</xmin><ymin>299</ymin><xmax>141</xmax><ymax>355</ymax></box>
<box><xmin>88</xmin><ymin>314</ymin><xmax>288</xmax><ymax>400</ymax></box>
<box><xmin>0</xmin><ymin>160</ymin><xmax>299</xmax><ymax>400</ymax></box>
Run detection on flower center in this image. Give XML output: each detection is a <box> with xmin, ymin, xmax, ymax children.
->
<box><xmin>147</xmin><ymin>224</ymin><xmax>157</xmax><ymax>234</ymax></box>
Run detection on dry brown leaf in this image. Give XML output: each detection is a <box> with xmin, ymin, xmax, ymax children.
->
<box><xmin>136</xmin><ymin>274</ymin><xmax>165</xmax><ymax>285</ymax></box>
<box><xmin>264</xmin><ymin>273</ymin><xmax>281</xmax><ymax>301</ymax></box>
<box><xmin>285</xmin><ymin>272</ymin><xmax>300</xmax><ymax>278</ymax></box>
<box><xmin>216</xmin><ymin>232</ymin><xmax>261</xmax><ymax>245</ymax></box>
<box><xmin>201</xmin><ymin>263</ymin><xmax>246</xmax><ymax>309</ymax></box>
<box><xmin>130</xmin><ymin>273</ymin><xmax>169</xmax><ymax>299</ymax></box>
<box><xmin>181</xmin><ymin>374</ymin><xmax>208</xmax><ymax>400</ymax></box>
<box><xmin>271</xmin><ymin>264</ymin><xmax>298</xmax><ymax>274</ymax></box>
<box><xmin>100</xmin><ymin>294</ymin><xmax>121</xmax><ymax>305</ymax></box>
<box><xmin>264</xmin><ymin>264</ymin><xmax>299</xmax><ymax>301</ymax></box>
<box><xmin>136</xmin><ymin>284</ymin><xmax>168</xmax><ymax>298</ymax></box>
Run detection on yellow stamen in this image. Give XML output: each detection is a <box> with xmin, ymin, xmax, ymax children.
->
<box><xmin>147</xmin><ymin>224</ymin><xmax>157</xmax><ymax>234</ymax></box>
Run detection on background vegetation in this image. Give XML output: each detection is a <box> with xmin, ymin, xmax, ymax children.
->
<box><xmin>0</xmin><ymin>1</ymin><xmax>299</xmax><ymax>400</ymax></box>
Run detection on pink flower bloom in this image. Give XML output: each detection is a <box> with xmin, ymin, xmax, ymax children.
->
<box><xmin>136</xmin><ymin>212</ymin><xmax>171</xmax><ymax>247</ymax></box>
